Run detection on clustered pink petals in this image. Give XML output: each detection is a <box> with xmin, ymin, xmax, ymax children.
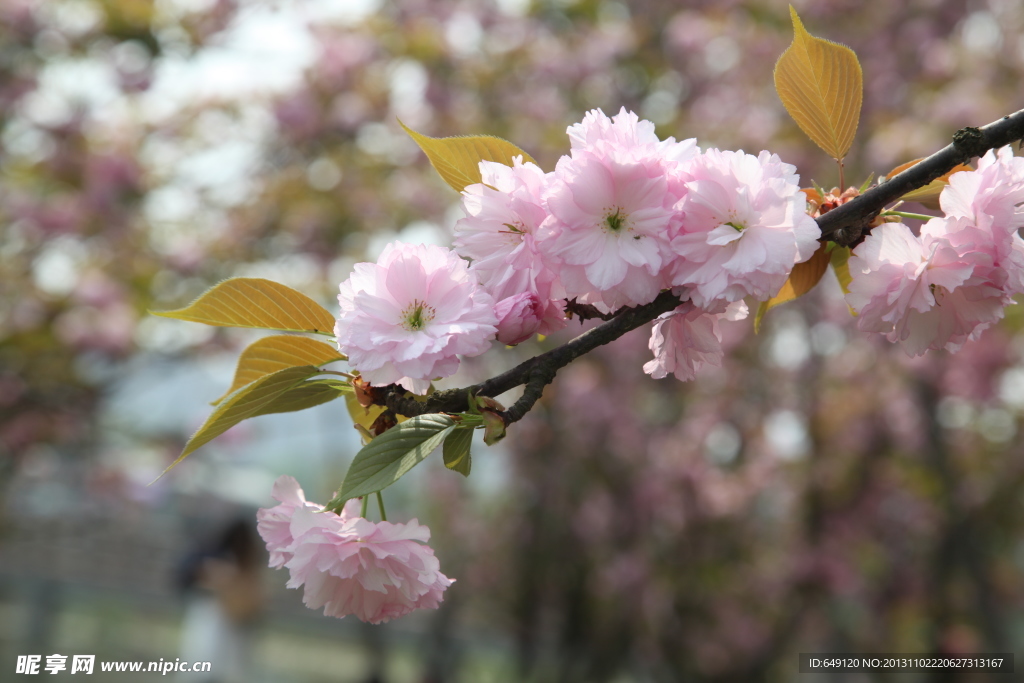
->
<box><xmin>847</xmin><ymin>147</ymin><xmax>1024</xmax><ymax>355</ymax></box>
<box><xmin>335</xmin><ymin>108</ymin><xmax>835</xmax><ymax>387</ymax></box>
<box><xmin>453</xmin><ymin>157</ymin><xmax>567</xmax><ymax>337</ymax></box>
<box><xmin>537</xmin><ymin>108</ymin><xmax>698</xmax><ymax>313</ymax></box>
<box><xmin>669</xmin><ymin>149</ymin><xmax>821</xmax><ymax>308</ymax></box>
<box><xmin>256</xmin><ymin>476</ymin><xmax>453</xmax><ymax>624</ymax></box>
<box><xmin>644</xmin><ymin>299</ymin><xmax>749</xmax><ymax>381</ymax></box>
<box><xmin>334</xmin><ymin>242</ymin><xmax>498</xmax><ymax>394</ymax></box>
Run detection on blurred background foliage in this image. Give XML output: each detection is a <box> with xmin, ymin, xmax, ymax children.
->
<box><xmin>3</xmin><ymin>0</ymin><xmax>1024</xmax><ymax>681</ymax></box>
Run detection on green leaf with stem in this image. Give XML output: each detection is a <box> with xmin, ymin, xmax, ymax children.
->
<box><xmin>328</xmin><ymin>414</ymin><xmax>457</xmax><ymax>509</ymax></box>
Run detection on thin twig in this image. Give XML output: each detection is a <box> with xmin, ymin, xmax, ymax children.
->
<box><xmin>818</xmin><ymin>109</ymin><xmax>1024</xmax><ymax>246</ymax></box>
<box><xmin>375</xmin><ymin>290</ymin><xmax>684</xmax><ymax>423</ymax></box>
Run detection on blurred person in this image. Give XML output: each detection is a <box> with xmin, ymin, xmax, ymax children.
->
<box><xmin>177</xmin><ymin>518</ymin><xmax>264</xmax><ymax>683</ymax></box>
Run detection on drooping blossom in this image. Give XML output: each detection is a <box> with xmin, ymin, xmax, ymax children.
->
<box><xmin>644</xmin><ymin>298</ymin><xmax>748</xmax><ymax>381</ymax></box>
<box><xmin>257</xmin><ymin>476</ymin><xmax>454</xmax><ymax>624</ymax></box>
<box><xmin>669</xmin><ymin>149</ymin><xmax>820</xmax><ymax>307</ymax></box>
<box><xmin>453</xmin><ymin>158</ymin><xmax>566</xmax><ymax>335</ymax></box>
<box><xmin>847</xmin><ymin>149</ymin><xmax>1024</xmax><ymax>355</ymax></box>
<box><xmin>334</xmin><ymin>242</ymin><xmax>498</xmax><ymax>394</ymax></box>
<box><xmin>254</xmin><ymin>473</ymin><xmax>325</xmax><ymax>568</ymax></box>
<box><xmin>846</xmin><ymin>221</ymin><xmax>993</xmax><ymax>355</ymax></box>
<box><xmin>538</xmin><ymin>108</ymin><xmax>698</xmax><ymax>313</ymax></box>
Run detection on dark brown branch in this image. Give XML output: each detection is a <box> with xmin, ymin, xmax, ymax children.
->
<box><xmin>564</xmin><ymin>299</ymin><xmax>618</xmax><ymax>321</ymax></box>
<box><xmin>818</xmin><ymin>108</ymin><xmax>1024</xmax><ymax>246</ymax></box>
<box><xmin>376</xmin><ymin>290</ymin><xmax>684</xmax><ymax>423</ymax></box>
<box><xmin>372</xmin><ymin>109</ymin><xmax>1024</xmax><ymax>426</ymax></box>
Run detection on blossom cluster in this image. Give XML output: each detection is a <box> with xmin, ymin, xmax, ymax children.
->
<box><xmin>256</xmin><ymin>476</ymin><xmax>453</xmax><ymax>624</ymax></box>
<box><xmin>335</xmin><ymin>108</ymin><xmax>820</xmax><ymax>389</ymax></box>
<box><xmin>847</xmin><ymin>148</ymin><xmax>1024</xmax><ymax>355</ymax></box>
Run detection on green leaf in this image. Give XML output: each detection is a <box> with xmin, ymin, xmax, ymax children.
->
<box><xmin>152</xmin><ymin>278</ymin><xmax>336</xmax><ymax>336</ymax></box>
<box><xmin>251</xmin><ymin>379</ymin><xmax>349</xmax><ymax>416</ymax></box>
<box><xmin>442</xmin><ymin>427</ymin><xmax>473</xmax><ymax>477</ymax></box>
<box><xmin>159</xmin><ymin>365</ymin><xmax>321</xmax><ymax>479</ymax></box>
<box><xmin>754</xmin><ymin>242</ymin><xmax>831</xmax><ymax>332</ymax></box>
<box><xmin>830</xmin><ymin>244</ymin><xmax>854</xmax><ymax>296</ymax></box>
<box><xmin>774</xmin><ymin>6</ymin><xmax>863</xmax><ymax>160</ymax></box>
<box><xmin>399</xmin><ymin>120</ymin><xmax>537</xmax><ymax>193</ymax></box>
<box><xmin>858</xmin><ymin>172</ymin><xmax>875</xmax><ymax>193</ymax></box>
<box><xmin>214</xmin><ymin>335</ymin><xmax>345</xmax><ymax>404</ymax></box>
<box><xmin>333</xmin><ymin>414</ymin><xmax>457</xmax><ymax>504</ymax></box>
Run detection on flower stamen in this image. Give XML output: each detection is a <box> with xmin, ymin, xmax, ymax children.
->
<box><xmin>402</xmin><ymin>300</ymin><xmax>436</xmax><ymax>331</ymax></box>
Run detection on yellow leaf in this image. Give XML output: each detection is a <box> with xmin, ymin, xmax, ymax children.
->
<box><xmin>754</xmin><ymin>242</ymin><xmax>830</xmax><ymax>332</ymax></box>
<box><xmin>774</xmin><ymin>6</ymin><xmax>863</xmax><ymax>160</ymax></box>
<box><xmin>885</xmin><ymin>158</ymin><xmax>973</xmax><ymax>210</ymax></box>
<box><xmin>213</xmin><ymin>335</ymin><xmax>346</xmax><ymax>404</ymax></box>
<box><xmin>399</xmin><ymin>120</ymin><xmax>538</xmax><ymax>193</ymax></box>
<box><xmin>152</xmin><ymin>278</ymin><xmax>336</xmax><ymax>336</ymax></box>
<box><xmin>158</xmin><ymin>366</ymin><xmax>322</xmax><ymax>478</ymax></box>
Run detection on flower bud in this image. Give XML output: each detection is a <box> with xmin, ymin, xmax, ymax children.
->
<box><xmin>494</xmin><ymin>292</ymin><xmax>544</xmax><ymax>345</ymax></box>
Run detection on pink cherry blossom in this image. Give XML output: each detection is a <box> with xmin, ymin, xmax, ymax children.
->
<box><xmin>845</xmin><ymin>220</ymin><xmax>999</xmax><ymax>355</ymax></box>
<box><xmin>936</xmin><ymin>147</ymin><xmax>1024</xmax><ymax>295</ymax></box>
<box><xmin>256</xmin><ymin>476</ymin><xmax>454</xmax><ymax>624</ymax></box>
<box><xmin>539</xmin><ymin>109</ymin><xmax>696</xmax><ymax>312</ymax></box>
<box><xmin>453</xmin><ymin>158</ymin><xmax>549</xmax><ymax>292</ymax></box>
<box><xmin>940</xmin><ymin>146</ymin><xmax>1024</xmax><ymax>247</ymax></box>
<box><xmin>644</xmin><ymin>298</ymin><xmax>748</xmax><ymax>381</ymax></box>
<box><xmin>839</xmin><ymin>152</ymin><xmax>1024</xmax><ymax>356</ymax></box>
<box><xmin>567</xmin><ymin>107</ymin><xmax>698</xmax><ymax>165</ymax></box>
<box><xmin>334</xmin><ymin>242</ymin><xmax>498</xmax><ymax>394</ymax></box>
<box><xmin>453</xmin><ymin>158</ymin><xmax>567</xmax><ymax>334</ymax></box>
<box><xmin>256</xmin><ymin>474</ymin><xmax>326</xmax><ymax>568</ymax></box>
<box><xmin>494</xmin><ymin>291</ymin><xmax>546</xmax><ymax>345</ymax></box>
<box><xmin>669</xmin><ymin>149</ymin><xmax>820</xmax><ymax>308</ymax></box>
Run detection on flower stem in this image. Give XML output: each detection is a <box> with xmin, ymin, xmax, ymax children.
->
<box><xmin>881</xmin><ymin>210</ymin><xmax>935</xmax><ymax>221</ymax></box>
<box><xmin>376</xmin><ymin>491</ymin><xmax>387</xmax><ymax>522</ymax></box>
<box><xmin>321</xmin><ymin>370</ymin><xmax>355</xmax><ymax>379</ymax></box>
<box><xmin>360</xmin><ymin>496</ymin><xmax>368</xmax><ymax>518</ymax></box>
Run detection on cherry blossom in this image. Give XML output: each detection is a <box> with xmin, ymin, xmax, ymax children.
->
<box><xmin>334</xmin><ymin>242</ymin><xmax>498</xmax><ymax>394</ymax></box>
<box><xmin>669</xmin><ymin>149</ymin><xmax>820</xmax><ymax>307</ymax></box>
<box><xmin>257</xmin><ymin>476</ymin><xmax>454</xmax><ymax>624</ymax></box>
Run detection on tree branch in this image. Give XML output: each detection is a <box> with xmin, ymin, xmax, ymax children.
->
<box><xmin>375</xmin><ymin>290</ymin><xmax>684</xmax><ymax>422</ymax></box>
<box><xmin>818</xmin><ymin>108</ymin><xmax>1024</xmax><ymax>246</ymax></box>
<box><xmin>372</xmin><ymin>109</ymin><xmax>1024</xmax><ymax>425</ymax></box>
